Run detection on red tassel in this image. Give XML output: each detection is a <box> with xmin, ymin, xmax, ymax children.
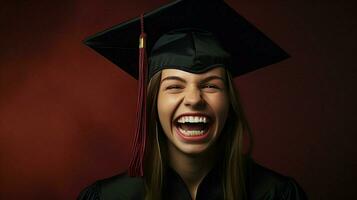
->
<box><xmin>128</xmin><ymin>14</ymin><xmax>148</xmax><ymax>177</ymax></box>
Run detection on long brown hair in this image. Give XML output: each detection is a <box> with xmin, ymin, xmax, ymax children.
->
<box><xmin>143</xmin><ymin>69</ymin><xmax>253</xmax><ymax>200</ymax></box>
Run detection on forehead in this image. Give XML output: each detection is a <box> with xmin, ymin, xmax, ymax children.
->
<box><xmin>161</xmin><ymin>67</ymin><xmax>226</xmax><ymax>80</ymax></box>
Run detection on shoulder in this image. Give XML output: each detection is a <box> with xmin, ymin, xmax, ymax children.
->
<box><xmin>246</xmin><ymin>159</ymin><xmax>308</xmax><ymax>200</ymax></box>
<box><xmin>77</xmin><ymin>172</ymin><xmax>145</xmax><ymax>200</ymax></box>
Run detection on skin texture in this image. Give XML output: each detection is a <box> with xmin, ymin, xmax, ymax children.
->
<box><xmin>157</xmin><ymin>67</ymin><xmax>229</xmax><ymax>199</ymax></box>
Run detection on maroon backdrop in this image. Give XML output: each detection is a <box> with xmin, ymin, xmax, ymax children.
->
<box><xmin>1</xmin><ymin>0</ymin><xmax>356</xmax><ymax>199</ymax></box>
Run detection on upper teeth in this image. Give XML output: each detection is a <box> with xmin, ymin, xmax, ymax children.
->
<box><xmin>177</xmin><ymin>116</ymin><xmax>208</xmax><ymax>123</ymax></box>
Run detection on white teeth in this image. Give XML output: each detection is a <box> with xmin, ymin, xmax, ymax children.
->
<box><xmin>179</xmin><ymin>127</ymin><xmax>205</xmax><ymax>136</ymax></box>
<box><xmin>177</xmin><ymin>116</ymin><xmax>209</xmax><ymax>123</ymax></box>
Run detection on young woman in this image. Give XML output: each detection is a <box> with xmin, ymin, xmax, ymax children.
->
<box><xmin>143</xmin><ymin>66</ymin><xmax>250</xmax><ymax>200</ymax></box>
<box><xmin>78</xmin><ymin>0</ymin><xmax>307</xmax><ymax>199</ymax></box>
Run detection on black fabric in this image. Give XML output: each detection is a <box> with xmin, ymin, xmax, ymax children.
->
<box><xmin>77</xmin><ymin>182</ymin><xmax>100</xmax><ymax>200</ymax></box>
<box><xmin>84</xmin><ymin>0</ymin><xmax>289</xmax><ymax>79</ymax></box>
<box><xmin>162</xmin><ymin>163</ymin><xmax>223</xmax><ymax>200</ymax></box>
<box><xmin>77</xmin><ymin>160</ymin><xmax>307</xmax><ymax>200</ymax></box>
<box><xmin>149</xmin><ymin>29</ymin><xmax>231</xmax><ymax>78</ymax></box>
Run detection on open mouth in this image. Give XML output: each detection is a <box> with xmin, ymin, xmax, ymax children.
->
<box><xmin>174</xmin><ymin>115</ymin><xmax>212</xmax><ymax>137</ymax></box>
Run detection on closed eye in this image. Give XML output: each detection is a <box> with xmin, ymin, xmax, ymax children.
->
<box><xmin>166</xmin><ymin>85</ymin><xmax>183</xmax><ymax>90</ymax></box>
<box><xmin>201</xmin><ymin>83</ymin><xmax>223</xmax><ymax>92</ymax></box>
<box><xmin>203</xmin><ymin>84</ymin><xmax>219</xmax><ymax>89</ymax></box>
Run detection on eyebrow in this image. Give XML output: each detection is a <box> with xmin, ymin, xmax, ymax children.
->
<box><xmin>161</xmin><ymin>76</ymin><xmax>186</xmax><ymax>83</ymax></box>
<box><xmin>201</xmin><ymin>75</ymin><xmax>225</xmax><ymax>83</ymax></box>
<box><xmin>161</xmin><ymin>75</ymin><xmax>225</xmax><ymax>84</ymax></box>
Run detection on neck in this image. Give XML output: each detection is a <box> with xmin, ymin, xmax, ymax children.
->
<box><xmin>167</xmin><ymin>144</ymin><xmax>218</xmax><ymax>199</ymax></box>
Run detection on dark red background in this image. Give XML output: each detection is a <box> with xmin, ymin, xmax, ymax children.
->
<box><xmin>1</xmin><ymin>0</ymin><xmax>356</xmax><ymax>199</ymax></box>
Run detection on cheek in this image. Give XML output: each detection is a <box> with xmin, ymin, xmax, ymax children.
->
<box><xmin>208</xmin><ymin>94</ymin><xmax>229</xmax><ymax>124</ymax></box>
<box><xmin>157</xmin><ymin>92</ymin><xmax>178</xmax><ymax>132</ymax></box>
<box><xmin>157</xmin><ymin>93</ymin><xmax>168</xmax><ymax>126</ymax></box>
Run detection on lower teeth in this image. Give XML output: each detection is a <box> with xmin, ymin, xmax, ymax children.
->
<box><xmin>179</xmin><ymin>128</ymin><xmax>205</xmax><ymax>136</ymax></box>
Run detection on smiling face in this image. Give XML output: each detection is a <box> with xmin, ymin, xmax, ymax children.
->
<box><xmin>157</xmin><ymin>67</ymin><xmax>229</xmax><ymax>155</ymax></box>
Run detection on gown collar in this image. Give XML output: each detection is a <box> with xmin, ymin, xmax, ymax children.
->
<box><xmin>162</xmin><ymin>164</ymin><xmax>224</xmax><ymax>200</ymax></box>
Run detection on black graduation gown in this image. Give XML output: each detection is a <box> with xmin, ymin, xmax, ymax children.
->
<box><xmin>77</xmin><ymin>160</ymin><xmax>307</xmax><ymax>200</ymax></box>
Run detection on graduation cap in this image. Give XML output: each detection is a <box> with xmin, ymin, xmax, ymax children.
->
<box><xmin>84</xmin><ymin>0</ymin><xmax>289</xmax><ymax>177</ymax></box>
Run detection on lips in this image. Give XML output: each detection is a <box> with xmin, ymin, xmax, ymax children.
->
<box><xmin>173</xmin><ymin>113</ymin><xmax>213</xmax><ymax>141</ymax></box>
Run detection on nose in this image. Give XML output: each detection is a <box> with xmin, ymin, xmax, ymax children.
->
<box><xmin>183</xmin><ymin>86</ymin><xmax>205</xmax><ymax>108</ymax></box>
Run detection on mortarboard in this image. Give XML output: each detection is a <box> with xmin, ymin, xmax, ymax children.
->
<box><xmin>83</xmin><ymin>0</ymin><xmax>289</xmax><ymax>177</ymax></box>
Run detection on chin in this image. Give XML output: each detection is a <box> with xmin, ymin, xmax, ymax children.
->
<box><xmin>171</xmin><ymin>135</ymin><xmax>217</xmax><ymax>156</ymax></box>
<box><xmin>174</xmin><ymin>143</ymin><xmax>211</xmax><ymax>155</ymax></box>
